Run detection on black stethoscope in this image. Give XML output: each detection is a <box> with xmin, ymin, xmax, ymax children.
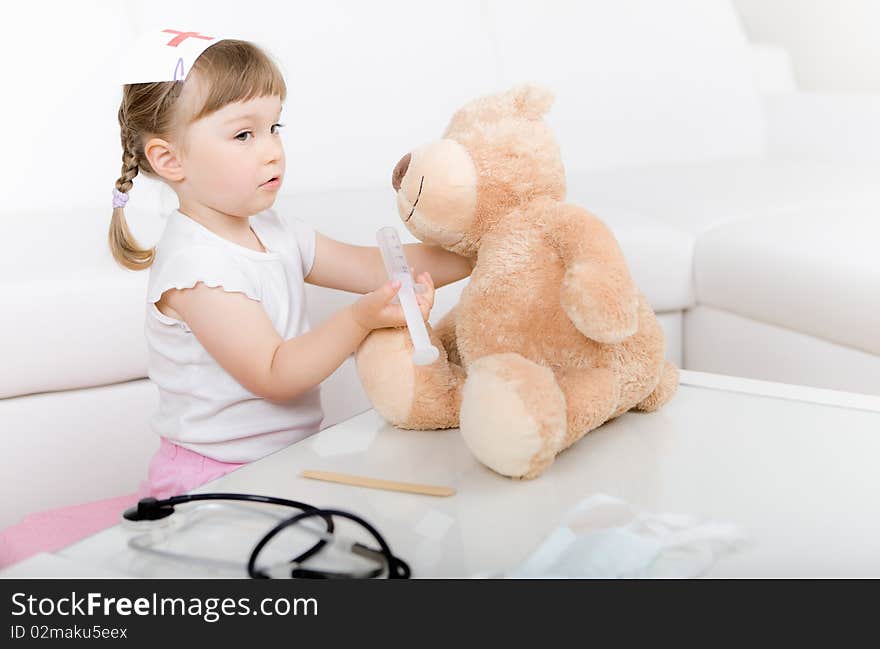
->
<box><xmin>122</xmin><ymin>493</ymin><xmax>411</xmax><ymax>579</ymax></box>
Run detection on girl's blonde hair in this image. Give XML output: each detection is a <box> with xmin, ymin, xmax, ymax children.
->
<box><xmin>110</xmin><ymin>39</ymin><xmax>287</xmax><ymax>270</ymax></box>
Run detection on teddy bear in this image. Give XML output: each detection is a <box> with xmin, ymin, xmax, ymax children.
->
<box><xmin>355</xmin><ymin>84</ymin><xmax>679</xmax><ymax>479</ymax></box>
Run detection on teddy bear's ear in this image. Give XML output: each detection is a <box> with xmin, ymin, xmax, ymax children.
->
<box><xmin>508</xmin><ymin>84</ymin><xmax>555</xmax><ymax>120</ymax></box>
<box><xmin>445</xmin><ymin>84</ymin><xmax>555</xmax><ymax>137</ymax></box>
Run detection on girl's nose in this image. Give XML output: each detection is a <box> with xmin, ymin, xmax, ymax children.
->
<box><xmin>392</xmin><ymin>153</ymin><xmax>411</xmax><ymax>191</ymax></box>
<box><xmin>265</xmin><ymin>135</ymin><xmax>284</xmax><ymax>162</ymax></box>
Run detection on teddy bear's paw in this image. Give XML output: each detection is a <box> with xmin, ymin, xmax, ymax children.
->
<box><xmin>355</xmin><ymin>328</ymin><xmax>417</xmax><ymax>426</ymax></box>
<box><xmin>561</xmin><ymin>263</ymin><xmax>639</xmax><ymax>344</ymax></box>
<box><xmin>460</xmin><ymin>353</ymin><xmax>566</xmax><ymax>479</ymax></box>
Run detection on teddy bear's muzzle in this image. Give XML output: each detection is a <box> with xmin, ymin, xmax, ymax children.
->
<box><xmin>391</xmin><ymin>153</ymin><xmax>411</xmax><ymax>192</ymax></box>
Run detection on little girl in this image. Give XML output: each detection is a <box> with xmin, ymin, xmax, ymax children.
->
<box><xmin>0</xmin><ymin>36</ymin><xmax>471</xmax><ymax>568</ymax></box>
<box><xmin>116</xmin><ymin>37</ymin><xmax>472</xmax><ymax>497</ymax></box>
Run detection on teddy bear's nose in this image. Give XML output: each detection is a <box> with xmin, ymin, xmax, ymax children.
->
<box><xmin>392</xmin><ymin>153</ymin><xmax>411</xmax><ymax>192</ymax></box>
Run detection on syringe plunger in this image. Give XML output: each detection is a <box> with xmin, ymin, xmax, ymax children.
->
<box><xmin>376</xmin><ymin>227</ymin><xmax>440</xmax><ymax>366</ymax></box>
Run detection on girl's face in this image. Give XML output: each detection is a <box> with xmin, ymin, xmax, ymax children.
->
<box><xmin>176</xmin><ymin>85</ymin><xmax>285</xmax><ymax>219</ymax></box>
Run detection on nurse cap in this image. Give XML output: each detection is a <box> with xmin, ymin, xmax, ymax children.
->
<box><xmin>118</xmin><ymin>27</ymin><xmax>234</xmax><ymax>84</ymax></box>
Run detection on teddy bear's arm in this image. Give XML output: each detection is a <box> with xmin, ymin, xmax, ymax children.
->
<box><xmin>547</xmin><ymin>204</ymin><xmax>639</xmax><ymax>344</ymax></box>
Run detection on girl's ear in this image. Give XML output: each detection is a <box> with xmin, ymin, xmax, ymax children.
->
<box><xmin>144</xmin><ymin>137</ymin><xmax>185</xmax><ymax>183</ymax></box>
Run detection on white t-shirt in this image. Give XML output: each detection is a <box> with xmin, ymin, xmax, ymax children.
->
<box><xmin>145</xmin><ymin>208</ymin><xmax>324</xmax><ymax>462</ymax></box>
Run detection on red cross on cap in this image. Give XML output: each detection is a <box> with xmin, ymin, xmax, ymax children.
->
<box><xmin>161</xmin><ymin>29</ymin><xmax>215</xmax><ymax>47</ymax></box>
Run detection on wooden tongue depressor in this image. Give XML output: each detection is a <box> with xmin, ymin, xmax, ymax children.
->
<box><xmin>300</xmin><ymin>470</ymin><xmax>456</xmax><ymax>497</ymax></box>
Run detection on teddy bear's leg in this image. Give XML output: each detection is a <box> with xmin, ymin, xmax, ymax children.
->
<box><xmin>634</xmin><ymin>360</ymin><xmax>679</xmax><ymax>412</ymax></box>
<box><xmin>355</xmin><ymin>325</ymin><xmax>465</xmax><ymax>430</ymax></box>
<box><xmin>552</xmin><ymin>366</ymin><xmax>621</xmax><ymax>451</ymax></box>
<box><xmin>607</xmin><ymin>294</ymin><xmax>675</xmax><ymax>418</ymax></box>
<box><xmin>459</xmin><ymin>353</ymin><xmax>568</xmax><ymax>479</ymax></box>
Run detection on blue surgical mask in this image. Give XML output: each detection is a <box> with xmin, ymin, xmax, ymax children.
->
<box><xmin>504</xmin><ymin>494</ymin><xmax>747</xmax><ymax>579</ymax></box>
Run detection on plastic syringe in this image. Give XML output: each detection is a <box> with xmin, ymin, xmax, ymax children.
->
<box><xmin>377</xmin><ymin>226</ymin><xmax>440</xmax><ymax>366</ymax></box>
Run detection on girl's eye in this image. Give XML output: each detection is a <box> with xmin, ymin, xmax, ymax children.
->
<box><xmin>235</xmin><ymin>124</ymin><xmax>284</xmax><ymax>141</ymax></box>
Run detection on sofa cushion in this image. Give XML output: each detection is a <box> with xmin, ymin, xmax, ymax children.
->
<box><xmin>569</xmin><ymin>158</ymin><xmax>880</xmax><ymax>233</ymax></box>
<box><xmin>693</xmin><ymin>205</ymin><xmax>880</xmax><ymax>356</ymax></box>
<box><xmin>567</xmin><ymin>158</ymin><xmax>880</xmax><ymax>312</ymax></box>
<box><xmin>0</xmin><ymin>206</ymin><xmax>159</xmax><ymax>400</ymax></box>
<box><xmin>8</xmin><ymin>156</ymin><xmax>880</xmax><ymax>399</ymax></box>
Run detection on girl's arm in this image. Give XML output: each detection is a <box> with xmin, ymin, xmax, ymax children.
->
<box><xmin>305</xmin><ymin>232</ymin><xmax>473</xmax><ymax>294</ymax></box>
<box><xmin>161</xmin><ymin>272</ymin><xmax>434</xmax><ymax>403</ymax></box>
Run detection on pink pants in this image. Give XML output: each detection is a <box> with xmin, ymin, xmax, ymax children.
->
<box><xmin>0</xmin><ymin>439</ymin><xmax>245</xmax><ymax>569</ymax></box>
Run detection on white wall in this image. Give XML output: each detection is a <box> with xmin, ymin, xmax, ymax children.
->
<box><xmin>0</xmin><ymin>0</ymin><xmax>761</xmax><ymax>223</ymax></box>
<box><xmin>7</xmin><ymin>0</ymin><xmax>874</xmax><ymax>225</ymax></box>
<box><xmin>735</xmin><ymin>0</ymin><xmax>880</xmax><ymax>93</ymax></box>
<box><xmin>0</xmin><ymin>1</ymin><xmax>135</xmax><ymax>214</ymax></box>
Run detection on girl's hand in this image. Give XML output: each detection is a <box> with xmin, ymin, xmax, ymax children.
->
<box><xmin>351</xmin><ymin>270</ymin><xmax>435</xmax><ymax>332</ymax></box>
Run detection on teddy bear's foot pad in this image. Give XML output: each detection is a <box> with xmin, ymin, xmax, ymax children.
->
<box><xmin>460</xmin><ymin>353</ymin><xmax>567</xmax><ymax>479</ymax></box>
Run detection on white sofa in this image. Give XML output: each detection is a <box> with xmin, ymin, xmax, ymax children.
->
<box><xmin>2</xmin><ymin>0</ymin><xmax>879</xmax><ymax>530</ymax></box>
